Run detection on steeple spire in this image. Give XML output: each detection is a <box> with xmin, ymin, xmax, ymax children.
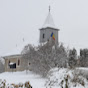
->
<box><xmin>42</xmin><ymin>6</ymin><xmax>59</xmax><ymax>29</ymax></box>
<box><xmin>49</xmin><ymin>6</ymin><xmax>51</xmax><ymax>12</ymax></box>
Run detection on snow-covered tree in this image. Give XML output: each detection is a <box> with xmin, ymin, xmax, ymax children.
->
<box><xmin>0</xmin><ymin>57</ymin><xmax>5</xmax><ymax>73</ymax></box>
<box><xmin>22</xmin><ymin>42</ymin><xmax>68</xmax><ymax>77</ymax></box>
<box><xmin>68</xmin><ymin>48</ymin><xmax>77</xmax><ymax>69</ymax></box>
<box><xmin>79</xmin><ymin>49</ymin><xmax>88</xmax><ymax>67</ymax></box>
<box><xmin>21</xmin><ymin>44</ymin><xmax>35</xmax><ymax>72</ymax></box>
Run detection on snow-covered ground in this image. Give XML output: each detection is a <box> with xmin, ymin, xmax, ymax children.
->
<box><xmin>46</xmin><ymin>68</ymin><xmax>88</xmax><ymax>88</ymax></box>
<box><xmin>0</xmin><ymin>68</ymin><xmax>88</xmax><ymax>88</ymax></box>
<box><xmin>0</xmin><ymin>71</ymin><xmax>46</xmax><ymax>88</ymax></box>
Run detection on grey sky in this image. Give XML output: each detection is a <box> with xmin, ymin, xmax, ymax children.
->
<box><xmin>0</xmin><ymin>0</ymin><xmax>88</xmax><ymax>56</ymax></box>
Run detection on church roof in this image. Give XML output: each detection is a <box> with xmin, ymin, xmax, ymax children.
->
<box><xmin>41</xmin><ymin>7</ymin><xmax>59</xmax><ymax>30</ymax></box>
<box><xmin>2</xmin><ymin>41</ymin><xmax>29</xmax><ymax>57</ymax></box>
<box><xmin>43</xmin><ymin>11</ymin><xmax>55</xmax><ymax>28</ymax></box>
<box><xmin>2</xmin><ymin>41</ymin><xmax>39</xmax><ymax>58</ymax></box>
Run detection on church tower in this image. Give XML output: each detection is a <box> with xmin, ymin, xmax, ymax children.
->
<box><xmin>39</xmin><ymin>6</ymin><xmax>60</xmax><ymax>45</ymax></box>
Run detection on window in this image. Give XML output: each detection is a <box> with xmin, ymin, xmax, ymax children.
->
<box><xmin>29</xmin><ymin>63</ymin><xmax>31</xmax><ymax>66</ymax></box>
<box><xmin>18</xmin><ymin>59</ymin><xmax>20</xmax><ymax>66</ymax></box>
<box><xmin>43</xmin><ymin>34</ymin><xmax>45</xmax><ymax>39</ymax></box>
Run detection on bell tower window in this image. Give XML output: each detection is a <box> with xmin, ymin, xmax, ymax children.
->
<box><xmin>43</xmin><ymin>34</ymin><xmax>45</xmax><ymax>39</ymax></box>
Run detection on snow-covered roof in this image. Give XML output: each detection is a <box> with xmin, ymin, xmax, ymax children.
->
<box><xmin>41</xmin><ymin>11</ymin><xmax>59</xmax><ymax>30</ymax></box>
<box><xmin>3</xmin><ymin>45</ymin><xmax>24</xmax><ymax>57</ymax></box>
<box><xmin>43</xmin><ymin>12</ymin><xmax>55</xmax><ymax>28</ymax></box>
<box><xmin>2</xmin><ymin>41</ymin><xmax>30</xmax><ymax>57</ymax></box>
<box><xmin>2</xmin><ymin>40</ymin><xmax>40</xmax><ymax>58</ymax></box>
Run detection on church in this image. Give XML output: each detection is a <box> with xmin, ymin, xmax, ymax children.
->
<box><xmin>4</xmin><ymin>7</ymin><xmax>60</xmax><ymax>72</ymax></box>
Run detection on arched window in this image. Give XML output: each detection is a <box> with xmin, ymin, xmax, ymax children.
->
<box><xmin>18</xmin><ymin>59</ymin><xmax>20</xmax><ymax>66</ymax></box>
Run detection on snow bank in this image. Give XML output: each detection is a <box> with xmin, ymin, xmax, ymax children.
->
<box><xmin>45</xmin><ymin>68</ymin><xmax>88</xmax><ymax>88</ymax></box>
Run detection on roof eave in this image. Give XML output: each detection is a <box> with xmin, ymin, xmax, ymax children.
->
<box><xmin>3</xmin><ymin>54</ymin><xmax>22</xmax><ymax>59</ymax></box>
<box><xmin>39</xmin><ymin>27</ymin><xmax>60</xmax><ymax>31</ymax></box>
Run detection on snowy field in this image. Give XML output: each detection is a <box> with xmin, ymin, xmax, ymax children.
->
<box><xmin>0</xmin><ymin>71</ymin><xmax>46</xmax><ymax>88</ymax></box>
<box><xmin>0</xmin><ymin>68</ymin><xmax>88</xmax><ymax>88</ymax></box>
<box><xmin>46</xmin><ymin>68</ymin><xmax>88</xmax><ymax>88</ymax></box>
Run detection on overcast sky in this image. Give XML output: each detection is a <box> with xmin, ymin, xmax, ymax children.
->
<box><xmin>0</xmin><ymin>0</ymin><xmax>88</xmax><ymax>56</ymax></box>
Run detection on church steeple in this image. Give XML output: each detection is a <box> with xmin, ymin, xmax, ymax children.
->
<box><xmin>39</xmin><ymin>7</ymin><xmax>60</xmax><ymax>45</ymax></box>
<box><xmin>42</xmin><ymin>6</ymin><xmax>56</xmax><ymax>29</ymax></box>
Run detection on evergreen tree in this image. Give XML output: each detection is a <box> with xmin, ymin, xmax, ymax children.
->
<box><xmin>68</xmin><ymin>48</ymin><xmax>77</xmax><ymax>69</ymax></box>
<box><xmin>80</xmin><ymin>49</ymin><xmax>88</xmax><ymax>67</ymax></box>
